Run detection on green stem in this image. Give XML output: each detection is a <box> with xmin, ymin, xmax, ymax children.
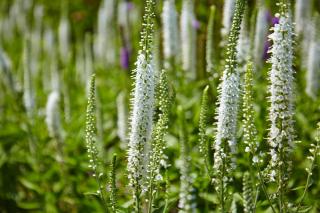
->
<box><xmin>134</xmin><ymin>181</ymin><xmax>141</xmax><ymax>213</ymax></box>
<box><xmin>220</xmin><ymin>161</ymin><xmax>225</xmax><ymax>213</ymax></box>
<box><xmin>94</xmin><ymin>172</ymin><xmax>108</xmax><ymax>212</ymax></box>
<box><xmin>295</xmin><ymin>143</ymin><xmax>319</xmax><ymax>213</ymax></box>
<box><xmin>257</xmin><ymin>168</ymin><xmax>276</xmax><ymax>213</ymax></box>
<box><xmin>147</xmin><ymin>175</ymin><xmax>154</xmax><ymax>213</ymax></box>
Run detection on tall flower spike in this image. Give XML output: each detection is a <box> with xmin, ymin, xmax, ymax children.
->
<box><xmin>95</xmin><ymin>0</ymin><xmax>116</xmax><ymax>65</ymax></box>
<box><xmin>177</xmin><ymin>106</ymin><xmax>197</xmax><ymax>213</ymax></box>
<box><xmin>58</xmin><ymin>6</ymin><xmax>70</xmax><ymax>64</ymax></box>
<box><xmin>85</xmin><ymin>74</ymin><xmax>108</xmax><ymax>211</ymax></box>
<box><xmin>162</xmin><ymin>0</ymin><xmax>179</xmax><ymax>67</ymax></box>
<box><xmin>294</xmin><ymin>0</ymin><xmax>311</xmax><ymax>36</ymax></box>
<box><xmin>305</xmin><ymin>16</ymin><xmax>320</xmax><ymax>99</ymax></box>
<box><xmin>242</xmin><ymin>61</ymin><xmax>259</xmax><ymax>164</ymax></box>
<box><xmin>267</xmin><ymin>2</ymin><xmax>295</xmax><ymax>209</ymax></box>
<box><xmin>146</xmin><ymin>69</ymin><xmax>172</xmax><ymax>211</ymax></box>
<box><xmin>116</xmin><ymin>91</ymin><xmax>128</xmax><ymax>145</ymax></box>
<box><xmin>45</xmin><ymin>91</ymin><xmax>62</xmax><ymax>140</ymax></box>
<box><xmin>23</xmin><ymin>38</ymin><xmax>35</xmax><ymax>120</ymax></box>
<box><xmin>253</xmin><ymin>0</ymin><xmax>268</xmax><ymax>67</ymax></box>
<box><xmin>213</xmin><ymin>0</ymin><xmax>246</xmax><ymax>211</ymax></box>
<box><xmin>206</xmin><ymin>6</ymin><xmax>216</xmax><ymax>74</ymax></box>
<box><xmin>127</xmin><ymin>0</ymin><xmax>156</xmax><ymax>210</ymax></box>
<box><xmin>180</xmin><ymin>0</ymin><xmax>197</xmax><ymax>79</ymax></box>
<box><xmin>199</xmin><ymin>86</ymin><xmax>213</xmax><ymax>175</ymax></box>
<box><xmin>46</xmin><ymin>90</ymin><xmax>64</xmax><ymax>163</ymax></box>
<box><xmin>127</xmin><ymin>53</ymin><xmax>155</xmax><ymax>193</ymax></box>
<box><xmin>236</xmin><ymin>9</ymin><xmax>250</xmax><ymax>72</ymax></box>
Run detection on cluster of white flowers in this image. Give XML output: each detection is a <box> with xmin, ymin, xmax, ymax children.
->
<box><xmin>178</xmin><ymin>169</ymin><xmax>196</xmax><ymax>213</ymax></box>
<box><xmin>162</xmin><ymin>0</ymin><xmax>179</xmax><ymax>63</ymax></box>
<box><xmin>128</xmin><ymin>53</ymin><xmax>155</xmax><ymax>189</ymax></box>
<box><xmin>267</xmin><ymin>11</ymin><xmax>295</xmax><ymax>183</ymax></box>
<box><xmin>180</xmin><ymin>0</ymin><xmax>196</xmax><ymax>79</ymax></box>
<box><xmin>214</xmin><ymin>71</ymin><xmax>240</xmax><ymax>171</ymax></box>
<box><xmin>253</xmin><ymin>2</ymin><xmax>268</xmax><ymax>67</ymax></box>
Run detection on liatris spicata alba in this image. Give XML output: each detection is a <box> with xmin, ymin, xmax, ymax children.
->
<box><xmin>127</xmin><ymin>0</ymin><xmax>156</xmax><ymax>211</ymax></box>
<box><xmin>267</xmin><ymin>2</ymin><xmax>295</xmax><ymax>210</ymax></box>
<box><xmin>213</xmin><ymin>0</ymin><xmax>246</xmax><ymax>211</ymax></box>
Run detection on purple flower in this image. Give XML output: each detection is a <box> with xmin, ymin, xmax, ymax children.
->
<box><xmin>192</xmin><ymin>19</ymin><xmax>200</xmax><ymax>29</ymax></box>
<box><xmin>266</xmin><ymin>10</ymin><xmax>280</xmax><ymax>26</ymax></box>
<box><xmin>120</xmin><ymin>47</ymin><xmax>130</xmax><ymax>70</ymax></box>
<box><xmin>271</xmin><ymin>17</ymin><xmax>279</xmax><ymax>25</ymax></box>
<box><xmin>126</xmin><ymin>2</ymin><xmax>134</xmax><ymax>10</ymax></box>
<box><xmin>263</xmin><ymin>40</ymin><xmax>271</xmax><ymax>61</ymax></box>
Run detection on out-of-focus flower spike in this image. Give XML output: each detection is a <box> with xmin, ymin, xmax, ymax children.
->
<box><xmin>253</xmin><ymin>0</ymin><xmax>268</xmax><ymax>67</ymax></box>
<box><xmin>162</xmin><ymin>0</ymin><xmax>180</xmax><ymax>68</ymax></box>
<box><xmin>180</xmin><ymin>0</ymin><xmax>197</xmax><ymax>79</ymax></box>
<box><xmin>177</xmin><ymin>106</ymin><xmax>197</xmax><ymax>213</ymax></box>
<box><xmin>117</xmin><ymin>91</ymin><xmax>128</xmax><ymax>146</ymax></box>
<box><xmin>58</xmin><ymin>5</ymin><xmax>70</xmax><ymax>64</ymax></box>
<box><xmin>23</xmin><ymin>38</ymin><xmax>36</xmax><ymax>120</ymax></box>
<box><xmin>206</xmin><ymin>6</ymin><xmax>216</xmax><ymax>74</ymax></box>
<box><xmin>221</xmin><ymin>0</ymin><xmax>236</xmax><ymax>37</ymax></box>
<box><xmin>294</xmin><ymin>0</ymin><xmax>311</xmax><ymax>36</ymax></box>
<box><xmin>306</xmin><ymin>15</ymin><xmax>320</xmax><ymax>99</ymax></box>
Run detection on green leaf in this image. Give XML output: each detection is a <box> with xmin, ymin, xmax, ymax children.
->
<box><xmin>18</xmin><ymin>177</ymin><xmax>43</xmax><ymax>194</ymax></box>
